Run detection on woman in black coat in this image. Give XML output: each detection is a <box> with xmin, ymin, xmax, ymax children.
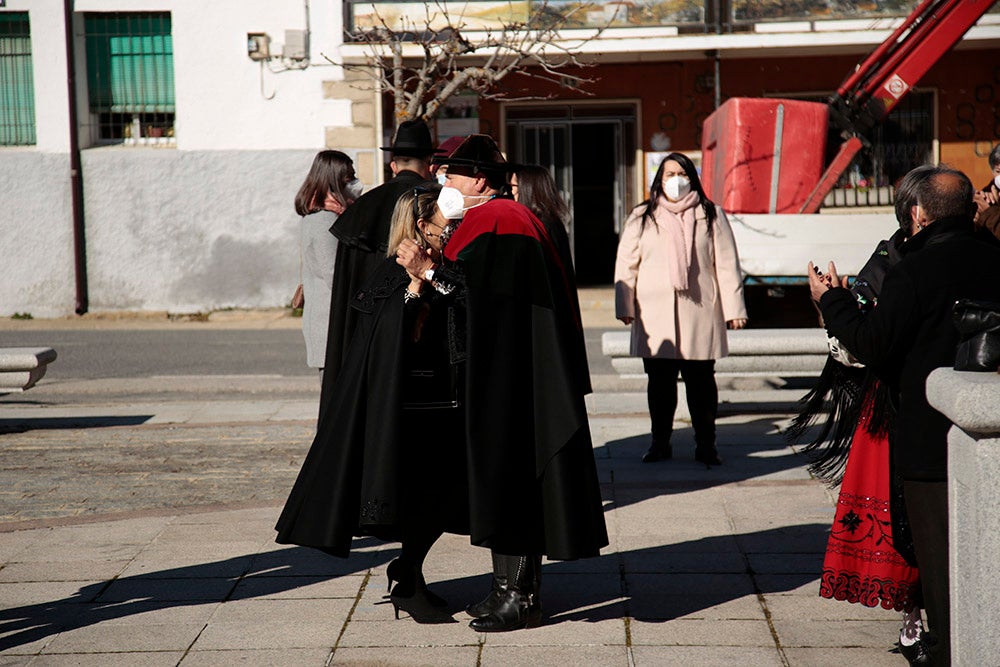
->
<box><xmin>509</xmin><ymin>164</ymin><xmax>575</xmax><ymax>285</ymax></box>
<box><xmin>275</xmin><ymin>183</ymin><xmax>467</xmax><ymax>620</ymax></box>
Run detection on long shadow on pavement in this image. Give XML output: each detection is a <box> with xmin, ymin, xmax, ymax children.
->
<box><xmin>596</xmin><ymin>416</ymin><xmax>808</xmax><ymax>510</ymax></box>
<box><xmin>0</xmin><ymin>523</ymin><xmax>827</xmax><ymax>651</ymax></box>
<box><xmin>0</xmin><ymin>538</ymin><xmax>385</xmax><ymax>652</ymax></box>
<box><xmin>431</xmin><ymin>523</ymin><xmax>827</xmax><ymax>624</ymax></box>
<box><xmin>0</xmin><ymin>416</ymin><xmax>154</xmax><ymax>434</ymax></box>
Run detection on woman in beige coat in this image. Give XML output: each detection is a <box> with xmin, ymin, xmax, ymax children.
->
<box><xmin>614</xmin><ymin>152</ymin><xmax>747</xmax><ymax>466</ymax></box>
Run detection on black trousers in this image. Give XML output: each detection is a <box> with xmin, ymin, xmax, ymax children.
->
<box><xmin>642</xmin><ymin>358</ymin><xmax>717</xmax><ymax>447</ymax></box>
<box><xmin>903</xmin><ymin>479</ymin><xmax>949</xmax><ymax>666</ymax></box>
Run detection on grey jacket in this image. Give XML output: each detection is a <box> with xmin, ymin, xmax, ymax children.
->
<box><xmin>300</xmin><ymin>210</ymin><xmax>339</xmax><ymax>368</ymax></box>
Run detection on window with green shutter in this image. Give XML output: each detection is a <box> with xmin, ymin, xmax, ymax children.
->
<box><xmin>84</xmin><ymin>12</ymin><xmax>175</xmax><ymax>145</ymax></box>
<box><xmin>0</xmin><ymin>12</ymin><xmax>36</xmax><ymax>146</ymax></box>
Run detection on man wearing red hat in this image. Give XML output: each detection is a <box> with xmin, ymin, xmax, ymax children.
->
<box><xmin>397</xmin><ymin>134</ymin><xmax>608</xmax><ymax>632</ymax></box>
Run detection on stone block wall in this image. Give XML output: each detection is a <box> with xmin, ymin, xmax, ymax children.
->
<box><xmin>323</xmin><ymin>69</ymin><xmax>380</xmax><ymax>185</ymax></box>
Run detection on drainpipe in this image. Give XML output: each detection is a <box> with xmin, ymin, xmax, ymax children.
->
<box><xmin>714</xmin><ymin>0</ymin><xmax>722</xmax><ymax>109</ymax></box>
<box><xmin>64</xmin><ymin>0</ymin><xmax>88</xmax><ymax>314</ymax></box>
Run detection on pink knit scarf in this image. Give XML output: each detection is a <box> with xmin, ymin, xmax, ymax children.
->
<box><xmin>652</xmin><ymin>191</ymin><xmax>700</xmax><ymax>291</ymax></box>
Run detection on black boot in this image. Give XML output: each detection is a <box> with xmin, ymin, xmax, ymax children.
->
<box><xmin>694</xmin><ymin>442</ymin><xmax>722</xmax><ymax>467</ymax></box>
<box><xmin>466</xmin><ymin>551</ymin><xmax>508</xmax><ymax>618</ymax></box>
<box><xmin>468</xmin><ymin>555</ymin><xmax>542</xmax><ymax>632</ymax></box>
<box><xmin>694</xmin><ymin>434</ymin><xmax>722</xmax><ymax>467</ymax></box>
<box><xmin>641</xmin><ymin>439</ymin><xmax>672</xmax><ymax>463</ymax></box>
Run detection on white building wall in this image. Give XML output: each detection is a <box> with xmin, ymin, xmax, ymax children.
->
<box><xmin>80</xmin><ymin>149</ymin><xmax>312</xmax><ymax>313</ymax></box>
<box><xmin>1</xmin><ymin>1</ymin><xmax>76</xmax><ymax>318</ymax></box>
<box><xmin>28</xmin><ymin>3</ymin><xmax>73</xmax><ymax>153</ymax></box>
<box><xmin>160</xmin><ymin>0</ymin><xmax>350</xmax><ymax>150</ymax></box>
<box><xmin>0</xmin><ymin>0</ymin><xmax>362</xmax><ymax>317</ymax></box>
<box><xmin>0</xmin><ymin>152</ymin><xmax>77</xmax><ymax>318</ymax></box>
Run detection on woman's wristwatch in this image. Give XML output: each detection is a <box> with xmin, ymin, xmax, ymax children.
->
<box><xmin>422</xmin><ymin>264</ymin><xmax>455</xmax><ymax>295</ymax></box>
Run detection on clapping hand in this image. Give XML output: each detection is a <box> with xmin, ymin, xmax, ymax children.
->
<box><xmin>808</xmin><ymin>261</ymin><xmax>844</xmax><ymax>303</ymax></box>
<box><xmin>974</xmin><ymin>189</ymin><xmax>999</xmax><ymax>216</ymax></box>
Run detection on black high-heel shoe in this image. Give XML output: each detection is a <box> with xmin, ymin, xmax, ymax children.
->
<box><xmin>385</xmin><ymin>558</ymin><xmax>447</xmax><ymax>608</ymax></box>
<box><xmin>389</xmin><ymin>589</ymin><xmax>453</xmax><ymax>623</ymax></box>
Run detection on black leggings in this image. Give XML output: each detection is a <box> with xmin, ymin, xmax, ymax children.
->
<box><xmin>400</xmin><ymin>524</ymin><xmax>443</xmax><ymax>571</ymax></box>
<box><xmin>642</xmin><ymin>358</ymin><xmax>718</xmax><ymax>447</ymax></box>
<box><xmin>903</xmin><ymin>480</ymin><xmax>949</xmax><ymax>665</ymax></box>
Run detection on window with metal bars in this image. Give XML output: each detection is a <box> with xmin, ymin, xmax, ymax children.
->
<box><xmin>0</xmin><ymin>12</ymin><xmax>36</xmax><ymax>146</ymax></box>
<box><xmin>785</xmin><ymin>91</ymin><xmax>935</xmax><ymax>209</ymax></box>
<box><xmin>84</xmin><ymin>12</ymin><xmax>175</xmax><ymax>145</ymax></box>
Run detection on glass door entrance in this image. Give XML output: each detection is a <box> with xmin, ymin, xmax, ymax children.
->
<box><xmin>506</xmin><ymin>104</ymin><xmax>637</xmax><ymax>285</ymax></box>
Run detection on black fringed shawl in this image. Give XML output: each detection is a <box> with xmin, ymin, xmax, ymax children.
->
<box><xmin>786</xmin><ymin>229</ymin><xmax>906</xmax><ymax>485</ymax></box>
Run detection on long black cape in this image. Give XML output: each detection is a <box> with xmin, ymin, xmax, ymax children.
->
<box><xmin>442</xmin><ymin>198</ymin><xmax>607</xmax><ymax>560</ymax></box>
<box><xmin>323</xmin><ymin>170</ymin><xmax>429</xmax><ymax>384</ymax></box>
<box><xmin>275</xmin><ymin>259</ymin><xmax>467</xmax><ymax>556</ymax></box>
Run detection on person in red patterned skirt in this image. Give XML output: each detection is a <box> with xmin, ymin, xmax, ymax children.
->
<box><xmin>790</xmin><ymin>169</ymin><xmax>930</xmax><ymax>664</ymax></box>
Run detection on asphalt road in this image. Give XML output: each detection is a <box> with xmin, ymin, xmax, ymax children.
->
<box><xmin>0</xmin><ymin>330</ymin><xmax>314</xmax><ymax>379</ymax></box>
<box><xmin>0</xmin><ymin>327</ymin><xmax>616</xmax><ymax>381</ymax></box>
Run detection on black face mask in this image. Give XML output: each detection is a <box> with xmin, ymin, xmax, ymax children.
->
<box><xmin>438</xmin><ymin>220</ymin><xmax>459</xmax><ymax>249</ymax></box>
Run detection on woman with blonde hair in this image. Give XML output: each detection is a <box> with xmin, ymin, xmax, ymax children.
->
<box><xmin>277</xmin><ymin>182</ymin><xmax>468</xmax><ymax>622</ymax></box>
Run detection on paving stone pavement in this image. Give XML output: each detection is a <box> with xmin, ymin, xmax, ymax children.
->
<box><xmin>0</xmin><ymin>305</ymin><xmax>914</xmax><ymax>666</ymax></box>
<box><xmin>0</xmin><ymin>401</ymin><xmax>914</xmax><ymax>666</ymax></box>
<box><xmin>0</xmin><ymin>420</ymin><xmax>315</xmax><ymax>525</ymax></box>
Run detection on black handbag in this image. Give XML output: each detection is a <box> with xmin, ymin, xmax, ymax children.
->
<box><xmin>400</xmin><ymin>308</ymin><xmax>462</xmax><ymax>410</ymax></box>
<box><xmin>401</xmin><ymin>363</ymin><xmax>461</xmax><ymax>410</ymax></box>
<box><xmin>952</xmin><ymin>299</ymin><xmax>1000</xmax><ymax>372</ymax></box>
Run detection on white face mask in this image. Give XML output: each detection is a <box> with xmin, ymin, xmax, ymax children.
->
<box><xmin>436</xmin><ymin>172</ymin><xmax>448</xmax><ymax>186</ymax></box>
<box><xmin>436</xmin><ymin>186</ymin><xmax>490</xmax><ymax>220</ymax></box>
<box><xmin>437</xmin><ymin>186</ymin><xmax>467</xmax><ymax>219</ymax></box>
<box><xmin>994</xmin><ymin>173</ymin><xmax>1000</xmax><ymax>190</ymax></box>
<box><xmin>345</xmin><ymin>178</ymin><xmax>364</xmax><ymax>200</ymax></box>
<box><xmin>663</xmin><ymin>175</ymin><xmax>691</xmax><ymax>200</ymax></box>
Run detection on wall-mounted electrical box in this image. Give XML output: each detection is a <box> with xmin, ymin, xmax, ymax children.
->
<box><xmin>247</xmin><ymin>32</ymin><xmax>271</xmax><ymax>61</ymax></box>
<box><xmin>283</xmin><ymin>29</ymin><xmax>308</xmax><ymax>61</ymax></box>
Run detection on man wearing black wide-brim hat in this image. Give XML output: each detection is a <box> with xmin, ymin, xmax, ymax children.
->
<box><xmin>321</xmin><ymin>119</ymin><xmax>440</xmax><ymax>386</ymax></box>
<box><xmin>396</xmin><ymin>134</ymin><xmax>608</xmax><ymax>633</ymax></box>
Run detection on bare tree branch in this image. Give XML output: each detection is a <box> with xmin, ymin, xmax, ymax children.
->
<box><xmin>341</xmin><ymin>0</ymin><xmax>605</xmax><ymax>124</ymax></box>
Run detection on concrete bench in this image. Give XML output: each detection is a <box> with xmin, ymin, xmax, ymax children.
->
<box><xmin>0</xmin><ymin>348</ymin><xmax>57</xmax><ymax>393</ymax></box>
<box><xmin>602</xmin><ymin>328</ymin><xmax>829</xmax><ymax>378</ymax></box>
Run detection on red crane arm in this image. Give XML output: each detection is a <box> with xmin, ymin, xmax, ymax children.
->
<box><xmin>800</xmin><ymin>0</ymin><xmax>995</xmax><ymax>212</ymax></box>
<box><xmin>830</xmin><ymin>0</ymin><xmax>995</xmax><ymax>136</ymax></box>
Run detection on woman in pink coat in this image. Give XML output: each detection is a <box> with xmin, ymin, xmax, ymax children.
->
<box><xmin>614</xmin><ymin>153</ymin><xmax>748</xmax><ymax>466</ymax></box>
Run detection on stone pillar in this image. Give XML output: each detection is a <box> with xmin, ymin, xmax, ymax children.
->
<box><xmin>926</xmin><ymin>368</ymin><xmax>1000</xmax><ymax>667</ymax></box>
<box><xmin>322</xmin><ymin>68</ymin><xmax>381</xmax><ymax>186</ymax></box>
